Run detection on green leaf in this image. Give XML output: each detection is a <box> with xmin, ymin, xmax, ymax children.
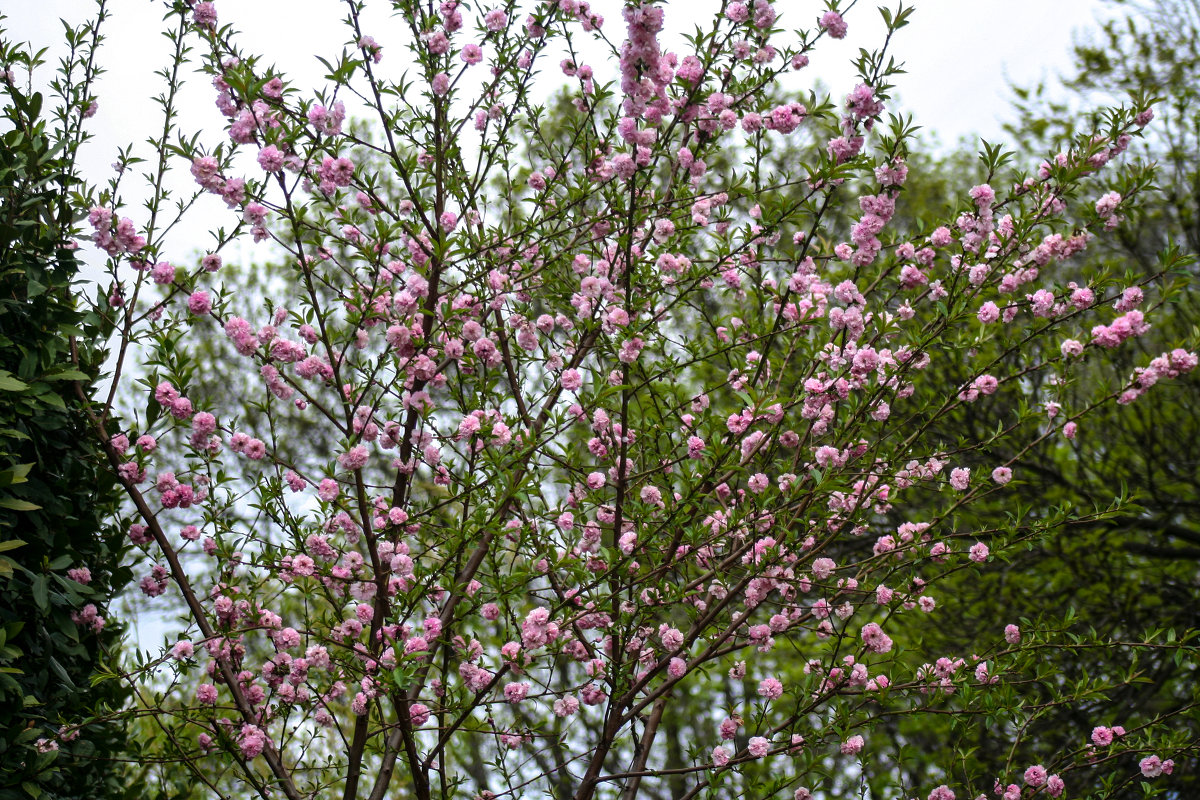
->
<box><xmin>0</xmin><ymin>372</ymin><xmax>28</xmax><ymax>391</ymax></box>
<box><xmin>33</xmin><ymin>390</ymin><xmax>66</xmax><ymax>411</ymax></box>
<box><xmin>43</xmin><ymin>368</ymin><xmax>88</xmax><ymax>381</ymax></box>
<box><xmin>47</xmin><ymin>554</ymin><xmax>72</xmax><ymax>570</ymax></box>
<box><xmin>4</xmin><ymin>463</ymin><xmax>33</xmax><ymax>484</ymax></box>
<box><xmin>0</xmin><ymin>498</ymin><xmax>40</xmax><ymax>511</ymax></box>
<box><xmin>30</xmin><ymin>574</ymin><xmax>48</xmax><ymax>611</ymax></box>
<box><xmin>48</xmin><ymin>656</ymin><xmax>74</xmax><ymax>689</ymax></box>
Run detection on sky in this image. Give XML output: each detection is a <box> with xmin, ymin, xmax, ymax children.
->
<box><xmin>5</xmin><ymin>0</ymin><xmax>1115</xmax><ymax>166</ymax></box>
<box><xmin>1</xmin><ymin>0</ymin><xmax>1116</xmax><ymax>648</ymax></box>
<box><xmin>2</xmin><ymin>0</ymin><xmax>1119</xmax><ymax>274</ymax></box>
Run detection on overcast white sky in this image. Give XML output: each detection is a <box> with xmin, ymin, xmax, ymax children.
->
<box><xmin>2</xmin><ymin>0</ymin><xmax>1119</xmax><ymax>266</ymax></box>
<box><xmin>6</xmin><ymin>0</ymin><xmax>1114</xmax><ymax>157</ymax></box>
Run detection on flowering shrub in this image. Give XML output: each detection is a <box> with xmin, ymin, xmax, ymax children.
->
<box><xmin>52</xmin><ymin>0</ymin><xmax>1200</xmax><ymax>797</ymax></box>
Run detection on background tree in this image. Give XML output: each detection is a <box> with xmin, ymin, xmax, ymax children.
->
<box><xmin>843</xmin><ymin>0</ymin><xmax>1200</xmax><ymax>793</ymax></box>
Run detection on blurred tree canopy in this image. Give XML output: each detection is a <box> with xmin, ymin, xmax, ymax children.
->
<box><xmin>860</xmin><ymin>0</ymin><xmax>1200</xmax><ymax>794</ymax></box>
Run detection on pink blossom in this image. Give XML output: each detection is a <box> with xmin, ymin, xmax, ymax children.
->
<box><xmin>819</xmin><ymin>10</ymin><xmax>847</xmax><ymax>38</ymax></box>
<box><xmin>484</xmin><ymin>9</ymin><xmax>507</xmax><ymax>31</ymax></box>
<box><xmin>949</xmin><ymin>467</ymin><xmax>970</xmax><ymax>491</ymax></box>
<box><xmin>461</xmin><ymin>44</ymin><xmax>483</xmax><ymax>64</ymax></box>
<box><xmin>561</xmin><ymin>369</ymin><xmax>583</xmax><ymax>390</ymax></box>
<box><xmin>1114</xmin><ymin>285</ymin><xmax>1143</xmax><ymax>312</ymax></box>
<box><xmin>358</xmin><ymin>35</ymin><xmax>383</xmax><ymax>62</ymax></box>
<box><xmin>187</xmin><ymin>291</ymin><xmax>212</xmax><ymax>315</ymax></box>
<box><xmin>1139</xmin><ymin>755</ymin><xmax>1171</xmax><ymax>778</ymax></box>
<box><xmin>258</xmin><ymin>145</ymin><xmax>285</xmax><ymax>172</ymax></box>
<box><xmin>1095</xmin><ymin>191</ymin><xmax>1122</xmax><ymax>218</ymax></box>
<box><xmin>503</xmin><ymin>682</ymin><xmax>530</xmax><ymax>703</ymax></box>
<box><xmin>861</xmin><ymin>622</ymin><xmax>893</xmax><ymax>653</ymax></box>
<box><xmin>408</xmin><ymin>702</ymin><xmax>431</xmax><ymax>726</ymax></box>
<box><xmin>193</xmin><ymin>2</ymin><xmax>217</xmax><ymax>28</ymax></box>
<box><xmin>151</xmin><ymin>261</ymin><xmax>176</xmax><ymax>285</ymax></box>
<box><xmin>840</xmin><ymin>734</ymin><xmax>864</xmax><ymax>755</ymax></box>
<box><xmin>811</xmin><ymin>557</ymin><xmax>836</xmax><ymax>580</ymax></box>
<box><xmin>339</xmin><ymin>445</ymin><xmax>369</xmax><ymax>471</ymax></box>
<box><xmin>719</xmin><ymin>716</ymin><xmax>740</xmax><ymax>739</ymax></box>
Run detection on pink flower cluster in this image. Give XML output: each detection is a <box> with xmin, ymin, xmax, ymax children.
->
<box><xmin>819</xmin><ymin>11</ymin><xmax>848</xmax><ymax>38</ymax></box>
<box><xmin>1091</xmin><ymin>309</ymin><xmax>1149</xmax><ymax>348</ymax></box>
<box><xmin>1139</xmin><ymin>754</ymin><xmax>1174</xmax><ymax>777</ymax></box>
<box><xmin>619</xmin><ymin>4</ymin><xmax>670</xmax><ymax>118</ymax></box>
<box><xmin>1120</xmin><ymin>348</ymin><xmax>1198</xmax><ymax>404</ymax></box>
<box><xmin>87</xmin><ymin>206</ymin><xmax>145</xmax><ymax>256</ymax></box>
<box><xmin>71</xmin><ymin>603</ymin><xmax>105</xmax><ymax>632</ymax></box>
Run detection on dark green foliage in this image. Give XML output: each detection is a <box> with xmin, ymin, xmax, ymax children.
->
<box><xmin>0</xmin><ymin>49</ymin><xmax>131</xmax><ymax>800</ymax></box>
<box><xmin>856</xmin><ymin>2</ymin><xmax>1200</xmax><ymax>793</ymax></box>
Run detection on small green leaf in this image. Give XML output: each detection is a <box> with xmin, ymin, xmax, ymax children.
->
<box><xmin>47</xmin><ymin>554</ymin><xmax>72</xmax><ymax>570</ymax></box>
<box><xmin>0</xmin><ymin>372</ymin><xmax>28</xmax><ymax>391</ymax></box>
<box><xmin>43</xmin><ymin>369</ymin><xmax>88</xmax><ymax>381</ymax></box>
<box><xmin>5</xmin><ymin>463</ymin><xmax>33</xmax><ymax>483</ymax></box>
<box><xmin>48</xmin><ymin>656</ymin><xmax>75</xmax><ymax>689</ymax></box>
<box><xmin>30</xmin><ymin>574</ymin><xmax>48</xmax><ymax>611</ymax></box>
<box><xmin>34</xmin><ymin>391</ymin><xmax>67</xmax><ymax>411</ymax></box>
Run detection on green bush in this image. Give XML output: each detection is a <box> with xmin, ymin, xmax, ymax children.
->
<box><xmin>0</xmin><ymin>32</ymin><xmax>130</xmax><ymax>800</ymax></box>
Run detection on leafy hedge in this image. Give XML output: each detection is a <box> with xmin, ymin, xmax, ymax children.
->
<box><xmin>0</xmin><ymin>52</ymin><xmax>130</xmax><ymax>800</ymax></box>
